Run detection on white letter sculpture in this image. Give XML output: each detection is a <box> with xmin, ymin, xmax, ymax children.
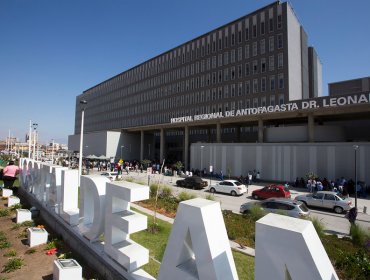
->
<box><xmin>60</xmin><ymin>169</ymin><xmax>79</xmax><ymax>226</ymax></box>
<box><xmin>78</xmin><ymin>176</ymin><xmax>109</xmax><ymax>241</ymax></box>
<box><xmin>158</xmin><ymin>198</ymin><xmax>238</xmax><ymax>280</ymax></box>
<box><xmin>104</xmin><ymin>181</ymin><xmax>149</xmax><ymax>272</ymax></box>
<box><xmin>255</xmin><ymin>213</ymin><xmax>339</xmax><ymax>280</ymax></box>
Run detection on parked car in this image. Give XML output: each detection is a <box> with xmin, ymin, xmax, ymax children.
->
<box><xmin>240</xmin><ymin>198</ymin><xmax>310</xmax><ymax>218</ymax></box>
<box><xmin>100</xmin><ymin>172</ymin><xmax>119</xmax><ymax>181</ymax></box>
<box><xmin>294</xmin><ymin>191</ymin><xmax>352</xmax><ymax>214</ymax></box>
<box><xmin>252</xmin><ymin>185</ymin><xmax>291</xmax><ymax>200</ymax></box>
<box><xmin>208</xmin><ymin>180</ymin><xmax>247</xmax><ymax>196</ymax></box>
<box><xmin>176</xmin><ymin>176</ymin><xmax>208</xmax><ymax>190</ymax></box>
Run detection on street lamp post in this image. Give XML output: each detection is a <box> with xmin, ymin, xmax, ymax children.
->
<box><xmin>28</xmin><ymin>120</ymin><xmax>32</xmax><ymax>159</ymax></box>
<box><xmin>78</xmin><ymin>100</ymin><xmax>87</xmax><ymax>186</ymax></box>
<box><xmin>51</xmin><ymin>139</ymin><xmax>54</xmax><ymax>164</ymax></box>
<box><xmin>32</xmin><ymin>123</ymin><xmax>38</xmax><ymax>160</ymax></box>
<box><xmin>200</xmin><ymin>145</ymin><xmax>204</xmax><ymax>177</ymax></box>
<box><xmin>353</xmin><ymin>145</ymin><xmax>359</xmax><ymax>209</ymax></box>
<box><xmin>121</xmin><ymin>145</ymin><xmax>124</xmax><ymax>160</ymax></box>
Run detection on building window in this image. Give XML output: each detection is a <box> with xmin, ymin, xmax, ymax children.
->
<box><xmin>277</xmin><ymin>15</ymin><xmax>282</xmax><ymax>29</ymax></box>
<box><xmin>253</xmin><ymin>60</ymin><xmax>258</xmax><ymax>74</ymax></box>
<box><xmin>231</xmin><ymin>84</ymin><xmax>236</xmax><ymax>97</ymax></box>
<box><xmin>277</xmin><ymin>34</ymin><xmax>283</xmax><ymax>49</ymax></box>
<box><xmin>269</xmin><ymin>36</ymin><xmax>274</xmax><ymax>52</ymax></box>
<box><xmin>279</xmin><ymin>94</ymin><xmax>284</xmax><ymax>105</ymax></box>
<box><xmin>260</xmin><ymin>39</ymin><xmax>265</xmax><ymax>55</ymax></box>
<box><xmin>219</xmin><ymin>38</ymin><xmax>223</xmax><ymax>50</ymax></box>
<box><xmin>278</xmin><ymin>53</ymin><xmax>283</xmax><ymax>69</ymax></box>
<box><xmin>261</xmin><ymin>77</ymin><xmax>266</xmax><ymax>92</ymax></box>
<box><xmin>224</xmin><ymin>85</ymin><xmax>229</xmax><ymax>98</ymax></box>
<box><xmin>261</xmin><ymin>58</ymin><xmax>266</xmax><ymax>73</ymax></box>
<box><xmin>245</xmin><ymin>63</ymin><xmax>250</xmax><ymax>76</ymax></box>
<box><xmin>218</xmin><ymin>70</ymin><xmax>223</xmax><ymax>83</ymax></box>
<box><xmin>225</xmin><ymin>35</ymin><xmax>228</xmax><ymax>48</ymax></box>
<box><xmin>218</xmin><ymin>54</ymin><xmax>223</xmax><ymax>67</ymax></box>
<box><xmin>238</xmin><ymin>47</ymin><xmax>243</xmax><ymax>61</ymax></box>
<box><xmin>224</xmin><ymin>52</ymin><xmax>229</xmax><ymax>65</ymax></box>
<box><xmin>212</xmin><ymin>56</ymin><xmax>217</xmax><ymax>68</ymax></box>
<box><xmin>278</xmin><ymin>73</ymin><xmax>284</xmax><ymax>89</ymax></box>
<box><xmin>212</xmin><ymin>72</ymin><xmax>216</xmax><ymax>84</ymax></box>
<box><xmin>269</xmin><ymin>55</ymin><xmax>275</xmax><ymax>71</ymax></box>
<box><xmin>253</xmin><ymin>97</ymin><xmax>258</xmax><ymax>107</ymax></box>
<box><xmin>224</xmin><ymin>68</ymin><xmax>229</xmax><ymax>81</ymax></box>
<box><xmin>238</xmin><ymin>30</ymin><xmax>242</xmax><ymax>43</ymax></box>
<box><xmin>245</xmin><ymin>27</ymin><xmax>249</xmax><ymax>41</ymax></box>
<box><xmin>237</xmin><ymin>64</ymin><xmax>242</xmax><ymax>78</ymax></box>
<box><xmin>238</xmin><ymin>82</ymin><xmax>243</xmax><ymax>96</ymax></box>
<box><xmin>231</xmin><ymin>49</ymin><xmax>236</xmax><ymax>63</ymax></box>
<box><xmin>252</xmin><ymin>42</ymin><xmax>258</xmax><ymax>56</ymax></box>
<box><xmin>245</xmin><ymin>81</ymin><xmax>250</xmax><ymax>94</ymax></box>
<box><xmin>270</xmin><ymin>95</ymin><xmax>275</xmax><ymax>106</ymax></box>
<box><xmin>253</xmin><ymin>24</ymin><xmax>257</xmax><ymax>37</ymax></box>
<box><xmin>231</xmin><ymin>33</ymin><xmax>235</xmax><ymax>46</ymax></box>
<box><xmin>260</xmin><ymin>21</ymin><xmax>265</xmax><ymax>35</ymax></box>
<box><xmin>270</xmin><ymin>75</ymin><xmax>275</xmax><ymax>91</ymax></box>
<box><xmin>253</xmin><ymin>79</ymin><xmax>259</xmax><ymax>93</ymax></box>
<box><xmin>269</xmin><ymin>18</ymin><xmax>274</xmax><ymax>32</ymax></box>
<box><xmin>261</xmin><ymin>96</ymin><xmax>266</xmax><ymax>106</ymax></box>
<box><xmin>231</xmin><ymin>66</ymin><xmax>235</xmax><ymax>80</ymax></box>
<box><xmin>245</xmin><ymin>45</ymin><xmax>250</xmax><ymax>59</ymax></box>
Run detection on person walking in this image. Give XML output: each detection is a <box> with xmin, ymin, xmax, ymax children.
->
<box><xmin>346</xmin><ymin>207</ymin><xmax>358</xmax><ymax>225</ymax></box>
<box><xmin>2</xmin><ymin>160</ymin><xmax>20</xmax><ymax>189</ymax></box>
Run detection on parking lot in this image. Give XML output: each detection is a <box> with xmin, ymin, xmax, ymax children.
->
<box><xmin>93</xmin><ymin>169</ymin><xmax>370</xmax><ymax>235</ymax></box>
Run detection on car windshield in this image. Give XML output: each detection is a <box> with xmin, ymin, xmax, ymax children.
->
<box><xmin>234</xmin><ymin>181</ymin><xmax>242</xmax><ymax>186</ymax></box>
<box><xmin>298</xmin><ymin>203</ymin><xmax>309</xmax><ymax>212</ymax></box>
<box><xmin>284</xmin><ymin>186</ymin><xmax>289</xmax><ymax>192</ymax></box>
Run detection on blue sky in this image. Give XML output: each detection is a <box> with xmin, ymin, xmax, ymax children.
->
<box><xmin>1</xmin><ymin>0</ymin><xmax>369</xmax><ymax>145</ymax></box>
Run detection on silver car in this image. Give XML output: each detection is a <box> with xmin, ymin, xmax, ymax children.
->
<box><xmin>294</xmin><ymin>191</ymin><xmax>352</xmax><ymax>214</ymax></box>
<box><xmin>240</xmin><ymin>198</ymin><xmax>310</xmax><ymax>218</ymax></box>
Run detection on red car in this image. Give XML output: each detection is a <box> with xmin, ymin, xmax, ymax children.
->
<box><xmin>252</xmin><ymin>185</ymin><xmax>291</xmax><ymax>200</ymax></box>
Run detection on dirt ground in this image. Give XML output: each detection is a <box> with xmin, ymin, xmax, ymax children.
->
<box><xmin>0</xmin><ymin>192</ymin><xmax>100</xmax><ymax>280</ymax></box>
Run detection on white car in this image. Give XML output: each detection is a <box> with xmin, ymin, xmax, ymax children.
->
<box><xmin>100</xmin><ymin>172</ymin><xmax>119</xmax><ymax>181</ymax></box>
<box><xmin>208</xmin><ymin>180</ymin><xmax>247</xmax><ymax>196</ymax></box>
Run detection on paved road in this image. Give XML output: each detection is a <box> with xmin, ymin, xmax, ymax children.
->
<box><xmin>91</xmin><ymin>170</ymin><xmax>370</xmax><ymax>235</ymax></box>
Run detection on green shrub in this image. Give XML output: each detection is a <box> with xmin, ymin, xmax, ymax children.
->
<box><xmin>2</xmin><ymin>257</ymin><xmax>24</xmax><ymax>273</ymax></box>
<box><xmin>3</xmin><ymin>249</ymin><xmax>17</xmax><ymax>257</ymax></box>
<box><xmin>0</xmin><ymin>232</ymin><xmax>11</xmax><ymax>249</ymax></box>
<box><xmin>350</xmin><ymin>224</ymin><xmax>370</xmax><ymax>247</ymax></box>
<box><xmin>178</xmin><ymin>191</ymin><xmax>197</xmax><ymax>202</ymax></box>
<box><xmin>46</xmin><ymin>238</ymin><xmax>60</xmax><ymax>250</ymax></box>
<box><xmin>249</xmin><ymin>205</ymin><xmax>266</xmax><ymax>221</ymax></box>
<box><xmin>150</xmin><ymin>184</ymin><xmax>159</xmax><ymax>197</ymax></box>
<box><xmin>0</xmin><ymin>209</ymin><xmax>10</xmax><ymax>217</ymax></box>
<box><xmin>335</xmin><ymin>249</ymin><xmax>370</xmax><ymax>280</ymax></box>
<box><xmin>25</xmin><ymin>248</ymin><xmax>36</xmax><ymax>254</ymax></box>
<box><xmin>161</xmin><ymin>186</ymin><xmax>172</xmax><ymax>198</ymax></box>
<box><xmin>310</xmin><ymin>217</ymin><xmax>325</xmax><ymax>237</ymax></box>
<box><xmin>9</xmin><ymin>203</ymin><xmax>22</xmax><ymax>211</ymax></box>
<box><xmin>204</xmin><ymin>194</ymin><xmax>215</xmax><ymax>201</ymax></box>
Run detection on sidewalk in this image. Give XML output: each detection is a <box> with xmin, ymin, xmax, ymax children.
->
<box><xmin>132</xmin><ymin>203</ymin><xmax>256</xmax><ymax>257</ymax></box>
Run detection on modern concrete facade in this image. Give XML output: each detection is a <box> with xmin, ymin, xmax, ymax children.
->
<box><xmin>69</xmin><ymin>1</ymin><xmax>370</xmax><ymax>183</ymax></box>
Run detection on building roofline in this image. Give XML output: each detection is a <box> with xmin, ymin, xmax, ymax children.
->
<box><xmin>81</xmin><ymin>1</ymin><xmax>282</xmax><ymax>95</ymax></box>
<box><xmin>328</xmin><ymin>76</ymin><xmax>370</xmax><ymax>86</ymax></box>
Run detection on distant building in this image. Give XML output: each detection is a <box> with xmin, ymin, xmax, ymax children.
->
<box><xmin>329</xmin><ymin>76</ymin><xmax>370</xmax><ymax>96</ymax></box>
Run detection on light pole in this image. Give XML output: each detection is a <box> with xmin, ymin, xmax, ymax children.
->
<box><xmin>28</xmin><ymin>120</ymin><xmax>32</xmax><ymax>158</ymax></box>
<box><xmin>353</xmin><ymin>145</ymin><xmax>359</xmax><ymax>209</ymax></box>
<box><xmin>51</xmin><ymin>139</ymin><xmax>54</xmax><ymax>164</ymax></box>
<box><xmin>200</xmin><ymin>145</ymin><xmax>204</xmax><ymax>176</ymax></box>
<box><xmin>78</xmin><ymin>100</ymin><xmax>87</xmax><ymax>186</ymax></box>
<box><xmin>120</xmin><ymin>145</ymin><xmax>124</xmax><ymax>160</ymax></box>
<box><xmin>32</xmin><ymin>123</ymin><xmax>38</xmax><ymax>160</ymax></box>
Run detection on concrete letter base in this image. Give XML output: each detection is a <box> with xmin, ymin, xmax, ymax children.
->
<box><xmin>16</xmin><ymin>209</ymin><xmax>32</xmax><ymax>224</ymax></box>
<box><xmin>8</xmin><ymin>196</ymin><xmax>20</xmax><ymax>207</ymax></box>
<box><xmin>53</xmin><ymin>259</ymin><xmax>82</xmax><ymax>280</ymax></box>
<box><xmin>28</xmin><ymin>227</ymin><xmax>48</xmax><ymax>247</ymax></box>
<box><xmin>255</xmin><ymin>213</ymin><xmax>339</xmax><ymax>280</ymax></box>
<box><xmin>2</xmin><ymin>188</ymin><xmax>13</xmax><ymax>198</ymax></box>
<box><xmin>158</xmin><ymin>198</ymin><xmax>238</xmax><ymax>280</ymax></box>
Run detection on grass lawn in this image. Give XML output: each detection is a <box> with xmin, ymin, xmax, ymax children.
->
<box><xmin>131</xmin><ymin>207</ymin><xmax>254</xmax><ymax>279</ymax></box>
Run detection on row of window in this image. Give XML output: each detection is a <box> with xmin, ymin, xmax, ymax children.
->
<box><xmin>86</xmin><ymin>8</ymin><xmax>284</xmax><ymax>97</ymax></box>
<box><xmin>89</xmin><ymin>93</ymin><xmax>285</xmax><ymax>130</ymax></box>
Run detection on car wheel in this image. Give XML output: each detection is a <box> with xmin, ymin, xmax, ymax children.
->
<box><xmin>231</xmin><ymin>190</ymin><xmax>237</xmax><ymax>196</ymax></box>
<box><xmin>253</xmin><ymin>194</ymin><xmax>259</xmax><ymax>200</ymax></box>
<box><xmin>334</xmin><ymin>206</ymin><xmax>344</xmax><ymax>214</ymax></box>
<box><xmin>210</xmin><ymin>187</ymin><xmax>216</xmax><ymax>193</ymax></box>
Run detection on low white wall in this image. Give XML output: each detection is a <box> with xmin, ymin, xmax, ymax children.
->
<box><xmin>190</xmin><ymin>142</ymin><xmax>370</xmax><ymax>184</ymax></box>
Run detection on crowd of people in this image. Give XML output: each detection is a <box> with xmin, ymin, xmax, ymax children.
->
<box><xmin>294</xmin><ymin>176</ymin><xmax>368</xmax><ymax>198</ymax></box>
